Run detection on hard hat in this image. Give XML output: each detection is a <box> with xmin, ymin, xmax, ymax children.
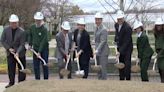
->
<box><xmin>155</xmin><ymin>18</ymin><xmax>164</xmax><ymax>25</ymax></box>
<box><xmin>61</xmin><ymin>21</ymin><xmax>70</xmax><ymax>30</ymax></box>
<box><xmin>34</xmin><ymin>12</ymin><xmax>44</xmax><ymax>20</ymax></box>
<box><xmin>133</xmin><ymin>20</ymin><xmax>143</xmax><ymax>30</ymax></box>
<box><xmin>95</xmin><ymin>12</ymin><xmax>103</xmax><ymax>19</ymax></box>
<box><xmin>9</xmin><ymin>14</ymin><xmax>19</xmax><ymax>22</ymax></box>
<box><xmin>77</xmin><ymin>18</ymin><xmax>86</xmax><ymax>25</ymax></box>
<box><xmin>116</xmin><ymin>10</ymin><xmax>125</xmax><ymax>19</ymax></box>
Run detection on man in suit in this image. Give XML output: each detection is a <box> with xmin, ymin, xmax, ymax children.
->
<box><xmin>114</xmin><ymin>10</ymin><xmax>133</xmax><ymax>80</ymax></box>
<box><xmin>1</xmin><ymin>14</ymin><xmax>26</xmax><ymax>88</ymax></box>
<box><xmin>55</xmin><ymin>21</ymin><xmax>72</xmax><ymax>79</ymax></box>
<box><xmin>28</xmin><ymin>12</ymin><xmax>49</xmax><ymax>80</ymax></box>
<box><xmin>94</xmin><ymin>12</ymin><xmax>109</xmax><ymax>80</ymax></box>
<box><xmin>73</xmin><ymin>18</ymin><xmax>92</xmax><ymax>79</ymax></box>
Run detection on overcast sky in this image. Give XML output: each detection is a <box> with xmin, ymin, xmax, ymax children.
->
<box><xmin>69</xmin><ymin>0</ymin><xmax>164</xmax><ymax>13</ymax></box>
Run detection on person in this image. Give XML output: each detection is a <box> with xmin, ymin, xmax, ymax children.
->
<box><xmin>153</xmin><ymin>18</ymin><xmax>164</xmax><ymax>83</ymax></box>
<box><xmin>133</xmin><ymin>21</ymin><xmax>154</xmax><ymax>82</ymax></box>
<box><xmin>28</xmin><ymin>12</ymin><xmax>49</xmax><ymax>80</ymax></box>
<box><xmin>55</xmin><ymin>21</ymin><xmax>72</xmax><ymax>79</ymax></box>
<box><xmin>1</xmin><ymin>14</ymin><xmax>26</xmax><ymax>88</ymax></box>
<box><xmin>94</xmin><ymin>12</ymin><xmax>109</xmax><ymax>80</ymax></box>
<box><xmin>114</xmin><ymin>10</ymin><xmax>133</xmax><ymax>80</ymax></box>
<box><xmin>73</xmin><ymin>18</ymin><xmax>92</xmax><ymax>79</ymax></box>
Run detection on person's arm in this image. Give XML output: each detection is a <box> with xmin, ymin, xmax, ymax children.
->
<box><xmin>38</xmin><ymin>28</ymin><xmax>48</xmax><ymax>53</ymax></box>
<box><xmin>96</xmin><ymin>29</ymin><xmax>108</xmax><ymax>54</ymax></box>
<box><xmin>56</xmin><ymin>35</ymin><xmax>66</xmax><ymax>57</ymax></box>
<box><xmin>1</xmin><ymin>29</ymin><xmax>10</xmax><ymax>50</ymax></box>
<box><xmin>80</xmin><ymin>31</ymin><xmax>90</xmax><ymax>53</ymax></box>
<box><xmin>27</xmin><ymin>27</ymin><xmax>33</xmax><ymax>46</ymax></box>
<box><xmin>137</xmin><ymin>36</ymin><xmax>147</xmax><ymax>59</ymax></box>
<box><xmin>16</xmin><ymin>30</ymin><xmax>26</xmax><ymax>54</ymax></box>
<box><xmin>119</xmin><ymin>26</ymin><xmax>132</xmax><ymax>54</ymax></box>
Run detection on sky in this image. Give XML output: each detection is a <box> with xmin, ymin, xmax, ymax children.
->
<box><xmin>69</xmin><ymin>0</ymin><xmax>164</xmax><ymax>13</ymax></box>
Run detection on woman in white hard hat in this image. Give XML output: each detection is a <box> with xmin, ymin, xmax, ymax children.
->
<box><xmin>153</xmin><ymin>18</ymin><xmax>164</xmax><ymax>83</ymax></box>
<box><xmin>114</xmin><ymin>10</ymin><xmax>133</xmax><ymax>80</ymax></box>
<box><xmin>94</xmin><ymin>12</ymin><xmax>109</xmax><ymax>80</ymax></box>
<box><xmin>55</xmin><ymin>21</ymin><xmax>72</xmax><ymax>79</ymax></box>
<box><xmin>28</xmin><ymin>12</ymin><xmax>49</xmax><ymax>80</ymax></box>
<box><xmin>73</xmin><ymin>18</ymin><xmax>93</xmax><ymax>79</ymax></box>
<box><xmin>1</xmin><ymin>14</ymin><xmax>26</xmax><ymax>88</ymax></box>
<box><xmin>133</xmin><ymin>21</ymin><xmax>153</xmax><ymax>82</ymax></box>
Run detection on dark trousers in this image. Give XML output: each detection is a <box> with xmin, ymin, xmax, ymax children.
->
<box><xmin>79</xmin><ymin>54</ymin><xmax>90</xmax><ymax>79</ymax></box>
<box><xmin>7</xmin><ymin>54</ymin><xmax>26</xmax><ymax>85</ymax></box>
<box><xmin>33</xmin><ymin>49</ymin><xmax>49</xmax><ymax>80</ymax></box>
<box><xmin>119</xmin><ymin>51</ymin><xmax>132</xmax><ymax>80</ymax></box>
<box><xmin>159</xmin><ymin>69</ymin><xmax>164</xmax><ymax>83</ymax></box>
<box><xmin>58</xmin><ymin>58</ymin><xmax>72</xmax><ymax>79</ymax></box>
<box><xmin>140</xmin><ymin>57</ymin><xmax>151</xmax><ymax>81</ymax></box>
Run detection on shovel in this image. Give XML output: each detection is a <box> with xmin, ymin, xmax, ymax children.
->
<box><xmin>113</xmin><ymin>43</ymin><xmax>125</xmax><ymax>69</ymax></box>
<box><xmin>131</xmin><ymin>57</ymin><xmax>141</xmax><ymax>73</ymax></box>
<box><xmin>10</xmin><ymin>52</ymin><xmax>31</xmax><ymax>74</ymax></box>
<box><xmin>74</xmin><ymin>50</ymin><xmax>84</xmax><ymax>78</ymax></box>
<box><xmin>25</xmin><ymin>44</ymin><xmax>53</xmax><ymax>67</ymax></box>
<box><xmin>91</xmin><ymin>54</ymin><xmax>101</xmax><ymax>72</ymax></box>
<box><xmin>60</xmin><ymin>54</ymin><xmax>71</xmax><ymax>77</ymax></box>
<box><xmin>148</xmin><ymin>55</ymin><xmax>157</xmax><ymax>75</ymax></box>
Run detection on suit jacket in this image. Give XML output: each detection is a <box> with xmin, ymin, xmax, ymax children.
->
<box><xmin>1</xmin><ymin>26</ymin><xmax>26</xmax><ymax>57</ymax></box>
<box><xmin>114</xmin><ymin>22</ymin><xmax>133</xmax><ymax>55</ymax></box>
<box><xmin>94</xmin><ymin>24</ymin><xmax>109</xmax><ymax>56</ymax></box>
<box><xmin>73</xmin><ymin>29</ymin><xmax>92</xmax><ymax>57</ymax></box>
<box><xmin>55</xmin><ymin>31</ymin><xmax>72</xmax><ymax>59</ymax></box>
<box><xmin>137</xmin><ymin>31</ymin><xmax>154</xmax><ymax>59</ymax></box>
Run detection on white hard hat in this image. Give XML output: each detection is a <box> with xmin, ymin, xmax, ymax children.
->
<box><xmin>155</xmin><ymin>18</ymin><xmax>164</xmax><ymax>25</ymax></box>
<box><xmin>9</xmin><ymin>14</ymin><xmax>19</xmax><ymax>22</ymax></box>
<box><xmin>34</xmin><ymin>12</ymin><xmax>44</xmax><ymax>20</ymax></box>
<box><xmin>133</xmin><ymin>20</ymin><xmax>143</xmax><ymax>30</ymax></box>
<box><xmin>61</xmin><ymin>21</ymin><xmax>70</xmax><ymax>30</ymax></box>
<box><xmin>95</xmin><ymin>12</ymin><xmax>103</xmax><ymax>19</ymax></box>
<box><xmin>116</xmin><ymin>10</ymin><xmax>125</xmax><ymax>19</ymax></box>
<box><xmin>77</xmin><ymin>18</ymin><xmax>86</xmax><ymax>25</ymax></box>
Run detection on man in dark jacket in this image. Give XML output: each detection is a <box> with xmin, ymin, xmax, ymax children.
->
<box><xmin>114</xmin><ymin>10</ymin><xmax>133</xmax><ymax>80</ymax></box>
<box><xmin>73</xmin><ymin>18</ymin><xmax>92</xmax><ymax>78</ymax></box>
<box><xmin>1</xmin><ymin>14</ymin><xmax>26</xmax><ymax>88</ymax></box>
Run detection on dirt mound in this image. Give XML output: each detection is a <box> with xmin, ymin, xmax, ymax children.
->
<box><xmin>5</xmin><ymin>79</ymin><xmax>164</xmax><ymax>92</ymax></box>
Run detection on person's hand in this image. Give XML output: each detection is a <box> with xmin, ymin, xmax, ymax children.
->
<box><xmin>76</xmin><ymin>50</ymin><xmax>82</xmax><ymax>58</ymax></box>
<box><xmin>14</xmin><ymin>53</ymin><xmax>19</xmax><ymax>58</ymax></box>
<box><xmin>93</xmin><ymin>50</ymin><xmax>98</xmax><ymax>55</ymax></box>
<box><xmin>116</xmin><ymin>51</ymin><xmax>120</xmax><ymax>57</ymax></box>
<box><xmin>36</xmin><ymin>53</ymin><xmax>41</xmax><ymax>58</ymax></box>
<box><xmin>9</xmin><ymin>48</ymin><xmax>15</xmax><ymax>53</ymax></box>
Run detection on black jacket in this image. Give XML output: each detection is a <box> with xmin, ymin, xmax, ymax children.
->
<box><xmin>73</xmin><ymin>29</ymin><xmax>93</xmax><ymax>57</ymax></box>
<box><xmin>114</xmin><ymin>22</ymin><xmax>133</xmax><ymax>55</ymax></box>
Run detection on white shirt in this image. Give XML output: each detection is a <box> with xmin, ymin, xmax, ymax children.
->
<box><xmin>118</xmin><ymin>25</ymin><xmax>122</xmax><ymax>32</ymax></box>
<box><xmin>137</xmin><ymin>32</ymin><xmax>142</xmax><ymax>37</ymax></box>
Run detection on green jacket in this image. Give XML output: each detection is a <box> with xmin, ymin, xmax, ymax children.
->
<box><xmin>137</xmin><ymin>31</ymin><xmax>154</xmax><ymax>59</ymax></box>
<box><xmin>154</xmin><ymin>34</ymin><xmax>164</xmax><ymax>57</ymax></box>
<box><xmin>28</xmin><ymin>24</ymin><xmax>49</xmax><ymax>53</ymax></box>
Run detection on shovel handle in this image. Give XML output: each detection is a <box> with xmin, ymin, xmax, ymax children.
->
<box><xmin>10</xmin><ymin>52</ymin><xmax>25</xmax><ymax>70</ymax></box>
<box><xmin>152</xmin><ymin>55</ymin><xmax>157</xmax><ymax>71</ymax></box>
<box><xmin>114</xmin><ymin>45</ymin><xmax>120</xmax><ymax>64</ymax></box>
<box><xmin>75</xmin><ymin>50</ymin><xmax>81</xmax><ymax>71</ymax></box>
<box><xmin>30</xmin><ymin>49</ymin><xmax>47</xmax><ymax>66</ymax></box>
<box><xmin>65</xmin><ymin>55</ymin><xmax>70</xmax><ymax>69</ymax></box>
